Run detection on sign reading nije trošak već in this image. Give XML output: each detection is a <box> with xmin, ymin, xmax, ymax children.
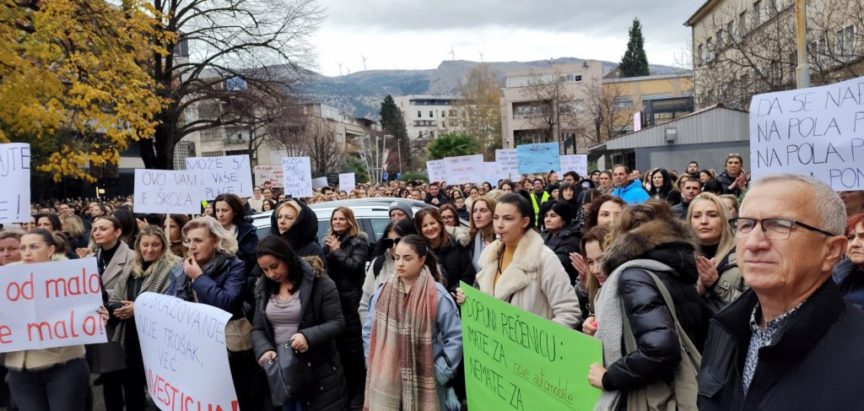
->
<box><xmin>0</xmin><ymin>143</ymin><xmax>31</xmax><ymax>224</ymax></box>
<box><xmin>186</xmin><ymin>155</ymin><xmax>254</xmax><ymax>198</ymax></box>
<box><xmin>0</xmin><ymin>258</ymin><xmax>107</xmax><ymax>353</ymax></box>
<box><xmin>133</xmin><ymin>169</ymin><xmax>206</xmax><ymax>215</ymax></box>
<box><xmin>282</xmin><ymin>157</ymin><xmax>313</xmax><ymax>197</ymax></box>
<box><xmin>460</xmin><ymin>282</ymin><xmax>602</xmax><ymax>411</ymax></box>
<box><xmin>135</xmin><ymin>292</ymin><xmax>237</xmax><ymax>411</ymax></box>
<box><xmin>517</xmin><ymin>143</ymin><xmax>560</xmax><ymax>174</ymax></box>
<box><xmin>749</xmin><ymin>75</ymin><xmax>864</xmax><ymax>191</ymax></box>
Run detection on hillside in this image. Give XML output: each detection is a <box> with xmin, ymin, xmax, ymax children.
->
<box><xmin>300</xmin><ymin>57</ymin><xmax>689</xmax><ymax>118</ymax></box>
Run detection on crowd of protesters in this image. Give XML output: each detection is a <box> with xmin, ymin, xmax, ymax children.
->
<box><xmin>2</xmin><ymin>152</ymin><xmax>864</xmax><ymax>410</ymax></box>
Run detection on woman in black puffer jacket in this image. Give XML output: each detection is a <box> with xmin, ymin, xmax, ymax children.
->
<box><xmin>251</xmin><ymin>236</ymin><xmax>348</xmax><ymax>411</ymax></box>
<box><xmin>589</xmin><ymin>200</ymin><xmax>711</xmax><ymax>409</ymax></box>
<box><xmin>322</xmin><ymin>207</ymin><xmax>369</xmax><ymax>409</ymax></box>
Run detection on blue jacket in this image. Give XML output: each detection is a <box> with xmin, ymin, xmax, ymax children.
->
<box><xmin>612</xmin><ymin>179</ymin><xmax>650</xmax><ymax>205</ymax></box>
<box><xmin>363</xmin><ymin>280</ymin><xmax>463</xmax><ymax>384</ymax></box>
<box><xmin>165</xmin><ymin>254</ymin><xmax>247</xmax><ymax>318</ymax></box>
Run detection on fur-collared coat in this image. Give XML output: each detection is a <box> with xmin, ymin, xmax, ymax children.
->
<box><xmin>476</xmin><ymin>229</ymin><xmax>582</xmax><ymax>328</ymax></box>
<box><xmin>598</xmin><ymin>218</ymin><xmax>712</xmax><ymax>392</ymax></box>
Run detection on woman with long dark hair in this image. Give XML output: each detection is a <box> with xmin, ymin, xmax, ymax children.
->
<box><xmin>468</xmin><ymin>196</ymin><xmax>496</xmax><ymax>272</ymax></box>
<box><xmin>648</xmin><ymin>168</ymin><xmax>680</xmax><ymax>205</ymax></box>
<box><xmin>455</xmin><ymin>194</ymin><xmax>581</xmax><ymax>327</ymax></box>
<box><xmin>214</xmin><ymin>193</ymin><xmax>260</xmax><ymax>275</ymax></box>
<box><xmin>363</xmin><ymin>234</ymin><xmax>462</xmax><ymax>411</ymax></box>
<box><xmin>415</xmin><ymin>208</ymin><xmax>475</xmax><ymax>292</ymax></box>
<box><xmin>252</xmin><ymin>236</ymin><xmax>348</xmax><ymax>411</ymax></box>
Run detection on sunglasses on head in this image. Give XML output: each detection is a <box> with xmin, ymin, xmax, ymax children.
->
<box><xmin>381</xmin><ymin>237</ymin><xmax>402</xmax><ymax>248</ymax></box>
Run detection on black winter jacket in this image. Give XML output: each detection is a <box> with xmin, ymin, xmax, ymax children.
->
<box><xmin>600</xmin><ymin>219</ymin><xmax>712</xmax><ymax>392</ymax></box>
<box><xmin>251</xmin><ymin>261</ymin><xmax>348</xmax><ymax>411</ymax></box>
<box><xmin>698</xmin><ymin>280</ymin><xmax>864</xmax><ymax>410</ymax></box>
<box><xmin>323</xmin><ymin>232</ymin><xmax>369</xmax><ymax>293</ymax></box>
<box><xmin>433</xmin><ymin>238</ymin><xmax>476</xmax><ymax>292</ymax></box>
<box><xmin>236</xmin><ymin>219</ymin><xmax>260</xmax><ymax>275</ymax></box>
<box><xmin>542</xmin><ymin>225</ymin><xmax>582</xmax><ymax>286</ymax></box>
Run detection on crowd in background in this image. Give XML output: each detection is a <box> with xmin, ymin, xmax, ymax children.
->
<box><xmin>1</xmin><ymin>152</ymin><xmax>864</xmax><ymax>410</ymax></box>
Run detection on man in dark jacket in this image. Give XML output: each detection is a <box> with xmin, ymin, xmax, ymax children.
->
<box><xmin>671</xmin><ymin>178</ymin><xmax>701</xmax><ymax>219</ymax></box>
<box><xmin>698</xmin><ymin>174</ymin><xmax>864</xmax><ymax>410</ymax></box>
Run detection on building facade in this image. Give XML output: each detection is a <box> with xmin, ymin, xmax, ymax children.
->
<box><xmin>686</xmin><ymin>0</ymin><xmax>864</xmax><ymax>109</ymax></box>
<box><xmin>394</xmin><ymin>95</ymin><xmax>465</xmax><ymax>141</ymax></box>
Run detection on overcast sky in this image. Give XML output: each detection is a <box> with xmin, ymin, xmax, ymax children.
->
<box><xmin>310</xmin><ymin>0</ymin><xmax>698</xmax><ymax>76</ymax></box>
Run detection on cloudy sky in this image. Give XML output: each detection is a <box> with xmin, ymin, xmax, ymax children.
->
<box><xmin>310</xmin><ymin>0</ymin><xmax>698</xmax><ymax>76</ymax></box>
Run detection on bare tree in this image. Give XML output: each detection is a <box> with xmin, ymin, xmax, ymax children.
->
<box><xmin>582</xmin><ymin>80</ymin><xmax>634</xmax><ymax>147</ymax></box>
<box><xmin>523</xmin><ymin>72</ymin><xmax>587</xmax><ymax>153</ymax></box>
<box><xmin>141</xmin><ymin>0</ymin><xmax>323</xmax><ymax>170</ymax></box>
<box><xmin>457</xmin><ymin>64</ymin><xmax>503</xmax><ymax>158</ymax></box>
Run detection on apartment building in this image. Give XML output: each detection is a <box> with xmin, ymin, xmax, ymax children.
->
<box><xmin>393</xmin><ymin>95</ymin><xmax>465</xmax><ymax>141</ymax></box>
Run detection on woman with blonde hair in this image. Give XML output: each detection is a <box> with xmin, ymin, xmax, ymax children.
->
<box><xmin>687</xmin><ymin>192</ymin><xmax>747</xmax><ymax>312</ymax></box>
<box><xmin>322</xmin><ymin>206</ymin><xmax>369</xmax><ymax>408</ymax></box>
<box><xmin>107</xmin><ymin>225</ymin><xmax>181</xmax><ymax>410</ymax></box>
<box><xmin>164</xmin><ymin>216</ymin><xmax>254</xmax><ymax>410</ymax></box>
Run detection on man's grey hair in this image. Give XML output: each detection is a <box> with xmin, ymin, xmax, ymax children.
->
<box><xmin>748</xmin><ymin>173</ymin><xmax>847</xmax><ymax>235</ymax></box>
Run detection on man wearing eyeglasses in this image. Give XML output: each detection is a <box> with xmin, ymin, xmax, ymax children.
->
<box><xmin>698</xmin><ymin>174</ymin><xmax>864</xmax><ymax>410</ymax></box>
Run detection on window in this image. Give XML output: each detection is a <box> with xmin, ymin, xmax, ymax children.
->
<box><xmin>739</xmin><ymin>11</ymin><xmax>747</xmax><ymax>38</ymax></box>
<box><xmin>697</xmin><ymin>44</ymin><xmax>703</xmax><ymax>65</ymax></box>
<box><xmin>429</xmin><ymin>110</ymin><xmax>434</xmax><ymax>118</ymax></box>
<box><xmin>613</xmin><ymin>97</ymin><xmax>634</xmax><ymax>109</ymax></box>
<box><xmin>753</xmin><ymin>1</ymin><xmax>762</xmax><ymax>27</ymax></box>
<box><xmin>441</xmin><ymin>110</ymin><xmax>446</xmax><ymax>118</ymax></box>
<box><xmin>417</xmin><ymin>110</ymin><xmax>422</xmax><ymax>118</ymax></box>
<box><xmin>836</xmin><ymin>25</ymin><xmax>856</xmax><ymax>60</ymax></box>
<box><xmin>706</xmin><ymin>37</ymin><xmax>715</xmax><ymax>61</ymax></box>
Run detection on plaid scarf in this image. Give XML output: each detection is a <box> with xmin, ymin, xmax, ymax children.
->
<box><xmin>364</xmin><ymin>268</ymin><xmax>439</xmax><ymax>411</ymax></box>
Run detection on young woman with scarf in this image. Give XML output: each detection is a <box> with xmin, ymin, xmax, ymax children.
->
<box><xmin>363</xmin><ymin>234</ymin><xmax>462</xmax><ymax>411</ymax></box>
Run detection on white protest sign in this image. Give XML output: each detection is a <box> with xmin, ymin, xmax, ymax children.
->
<box><xmin>0</xmin><ymin>143</ymin><xmax>30</xmax><ymax>224</ymax></box>
<box><xmin>750</xmin><ymin>76</ymin><xmax>864</xmax><ymax>191</ymax></box>
<box><xmin>134</xmin><ymin>292</ymin><xmax>237</xmax><ymax>411</ymax></box>
<box><xmin>495</xmin><ymin>149</ymin><xmax>518</xmax><ymax>179</ymax></box>
<box><xmin>0</xmin><ymin>258</ymin><xmax>107</xmax><ymax>353</ymax></box>
<box><xmin>427</xmin><ymin>160</ymin><xmax>448</xmax><ymax>183</ymax></box>
<box><xmin>281</xmin><ymin>157</ymin><xmax>313</xmax><ymax>197</ymax></box>
<box><xmin>134</xmin><ymin>169</ymin><xmax>206</xmax><ymax>214</ymax></box>
<box><xmin>312</xmin><ymin>177</ymin><xmax>329</xmax><ymax>189</ymax></box>
<box><xmin>559</xmin><ymin>154</ymin><xmax>589</xmax><ymax>177</ymax></box>
<box><xmin>254</xmin><ymin>165</ymin><xmax>284</xmax><ymax>188</ymax></box>
<box><xmin>186</xmin><ymin>155</ymin><xmax>253</xmax><ymax>198</ymax></box>
<box><xmin>483</xmin><ymin>162</ymin><xmax>499</xmax><ymax>185</ymax></box>
<box><xmin>339</xmin><ymin>173</ymin><xmax>355</xmax><ymax>193</ymax></box>
<box><xmin>444</xmin><ymin>155</ymin><xmax>484</xmax><ymax>185</ymax></box>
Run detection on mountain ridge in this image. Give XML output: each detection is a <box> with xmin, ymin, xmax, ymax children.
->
<box><xmin>300</xmin><ymin>57</ymin><xmax>690</xmax><ymax>119</ymax></box>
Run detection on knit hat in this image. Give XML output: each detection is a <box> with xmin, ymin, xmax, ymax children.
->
<box><xmin>389</xmin><ymin>200</ymin><xmax>414</xmax><ymax>223</ymax></box>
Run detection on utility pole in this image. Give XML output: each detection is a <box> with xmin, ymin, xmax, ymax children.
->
<box><xmin>795</xmin><ymin>0</ymin><xmax>810</xmax><ymax>88</ymax></box>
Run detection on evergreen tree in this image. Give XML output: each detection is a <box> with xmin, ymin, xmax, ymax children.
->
<box><xmin>379</xmin><ymin>95</ymin><xmax>412</xmax><ymax>168</ymax></box>
<box><xmin>619</xmin><ymin>18</ymin><xmax>650</xmax><ymax>77</ymax></box>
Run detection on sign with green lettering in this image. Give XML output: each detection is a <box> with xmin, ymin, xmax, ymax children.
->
<box><xmin>460</xmin><ymin>282</ymin><xmax>602</xmax><ymax>411</ymax></box>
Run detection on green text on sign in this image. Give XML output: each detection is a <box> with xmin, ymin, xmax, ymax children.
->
<box><xmin>460</xmin><ymin>282</ymin><xmax>602</xmax><ymax>411</ymax></box>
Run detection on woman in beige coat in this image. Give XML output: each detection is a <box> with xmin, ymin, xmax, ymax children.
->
<box><xmin>456</xmin><ymin>193</ymin><xmax>582</xmax><ymax>328</ymax></box>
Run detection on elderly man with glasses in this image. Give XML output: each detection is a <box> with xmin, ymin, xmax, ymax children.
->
<box><xmin>698</xmin><ymin>174</ymin><xmax>864</xmax><ymax>410</ymax></box>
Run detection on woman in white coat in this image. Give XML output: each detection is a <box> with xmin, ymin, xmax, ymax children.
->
<box><xmin>456</xmin><ymin>193</ymin><xmax>582</xmax><ymax>328</ymax></box>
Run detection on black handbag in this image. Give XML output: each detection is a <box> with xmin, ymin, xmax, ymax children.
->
<box><xmin>264</xmin><ymin>342</ymin><xmax>307</xmax><ymax>406</ymax></box>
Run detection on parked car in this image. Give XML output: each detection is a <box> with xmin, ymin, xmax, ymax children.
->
<box><xmin>250</xmin><ymin>198</ymin><xmax>443</xmax><ymax>244</ymax></box>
